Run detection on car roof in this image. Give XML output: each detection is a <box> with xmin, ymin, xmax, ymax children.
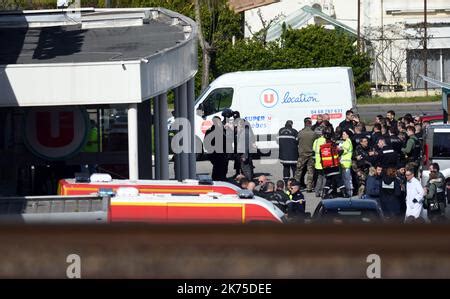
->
<box><xmin>421</xmin><ymin>115</ymin><xmax>443</xmax><ymax>122</ymax></box>
<box><xmin>427</xmin><ymin>124</ymin><xmax>450</xmax><ymax>130</ymax></box>
<box><xmin>321</xmin><ymin>198</ymin><xmax>379</xmax><ymax>210</ymax></box>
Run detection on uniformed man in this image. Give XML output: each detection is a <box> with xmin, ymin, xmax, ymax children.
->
<box><xmin>312</xmin><ymin>129</ymin><xmax>326</xmax><ymax>197</ymax></box>
<box><xmin>401</xmin><ymin>126</ymin><xmax>421</xmax><ymax>174</ymax></box>
<box><xmin>387</xmin><ymin>126</ymin><xmax>403</xmax><ymax>155</ymax></box>
<box><xmin>340</xmin><ymin>129</ymin><xmax>354</xmax><ymax>197</ymax></box>
<box><xmin>236</xmin><ymin>117</ymin><xmax>256</xmax><ymax>180</ymax></box>
<box><xmin>204</xmin><ymin>116</ymin><xmax>228</xmax><ymax>181</ymax></box>
<box><xmin>263</xmin><ymin>182</ymin><xmax>288</xmax><ymax>214</ymax></box>
<box><xmin>295</xmin><ymin>117</ymin><xmax>317</xmax><ymax>192</ymax></box>
<box><xmin>376</xmin><ymin>137</ymin><xmax>399</xmax><ymax>169</ymax></box>
<box><xmin>286</xmin><ymin>180</ymin><xmax>306</xmax><ymax>222</ymax></box>
<box><xmin>425</xmin><ymin>163</ymin><xmax>446</xmax><ymax>222</ymax></box>
<box><xmin>277</xmin><ymin>120</ymin><xmax>299</xmax><ymax>183</ymax></box>
<box><xmin>353</xmin><ymin>137</ymin><xmax>375</xmax><ymax>196</ymax></box>
<box><xmin>320</xmin><ymin>127</ymin><xmax>347</xmax><ymax>198</ymax></box>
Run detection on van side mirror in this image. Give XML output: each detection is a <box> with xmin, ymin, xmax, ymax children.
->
<box><xmin>196</xmin><ymin>104</ymin><xmax>204</xmax><ymax>117</ymax></box>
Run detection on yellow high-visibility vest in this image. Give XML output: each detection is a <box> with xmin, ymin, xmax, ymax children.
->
<box><xmin>340</xmin><ymin>138</ymin><xmax>353</xmax><ymax>169</ymax></box>
<box><xmin>313</xmin><ymin>136</ymin><xmax>326</xmax><ymax>170</ymax></box>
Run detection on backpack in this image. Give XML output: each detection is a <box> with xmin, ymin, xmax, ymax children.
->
<box><xmin>319</xmin><ymin>142</ymin><xmax>340</xmax><ymax>169</ymax></box>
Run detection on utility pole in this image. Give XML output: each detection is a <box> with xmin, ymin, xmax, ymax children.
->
<box><xmin>105</xmin><ymin>0</ymin><xmax>111</xmax><ymax>8</ymax></box>
<box><xmin>357</xmin><ymin>0</ymin><xmax>361</xmax><ymax>52</ymax></box>
<box><xmin>423</xmin><ymin>0</ymin><xmax>428</xmax><ymax>95</ymax></box>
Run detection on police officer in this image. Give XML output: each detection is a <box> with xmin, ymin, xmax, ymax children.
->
<box><xmin>425</xmin><ymin>163</ymin><xmax>446</xmax><ymax>222</ymax></box>
<box><xmin>277</xmin><ymin>120</ymin><xmax>299</xmax><ymax>183</ymax></box>
<box><xmin>236</xmin><ymin>117</ymin><xmax>256</xmax><ymax>180</ymax></box>
<box><xmin>286</xmin><ymin>180</ymin><xmax>306</xmax><ymax>222</ymax></box>
<box><xmin>295</xmin><ymin>117</ymin><xmax>317</xmax><ymax>192</ymax></box>
<box><xmin>401</xmin><ymin>125</ymin><xmax>421</xmax><ymax>174</ymax></box>
<box><xmin>313</xmin><ymin>129</ymin><xmax>326</xmax><ymax>197</ymax></box>
<box><xmin>352</xmin><ymin>123</ymin><xmax>371</xmax><ymax>148</ymax></box>
<box><xmin>204</xmin><ymin>116</ymin><xmax>228</xmax><ymax>181</ymax></box>
<box><xmin>263</xmin><ymin>182</ymin><xmax>288</xmax><ymax>214</ymax></box>
<box><xmin>353</xmin><ymin>137</ymin><xmax>375</xmax><ymax>196</ymax></box>
<box><xmin>387</xmin><ymin>126</ymin><xmax>403</xmax><ymax>155</ymax></box>
<box><xmin>376</xmin><ymin>137</ymin><xmax>399</xmax><ymax>169</ymax></box>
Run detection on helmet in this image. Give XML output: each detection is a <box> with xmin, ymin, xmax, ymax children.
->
<box><xmin>221</xmin><ymin>108</ymin><xmax>234</xmax><ymax>118</ymax></box>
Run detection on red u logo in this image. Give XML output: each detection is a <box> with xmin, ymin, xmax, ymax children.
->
<box><xmin>36</xmin><ymin>111</ymin><xmax>75</xmax><ymax>147</ymax></box>
<box><xmin>264</xmin><ymin>94</ymin><xmax>274</xmax><ymax>104</ymax></box>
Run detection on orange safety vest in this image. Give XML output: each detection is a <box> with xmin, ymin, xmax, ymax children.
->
<box><xmin>319</xmin><ymin>142</ymin><xmax>340</xmax><ymax>169</ymax></box>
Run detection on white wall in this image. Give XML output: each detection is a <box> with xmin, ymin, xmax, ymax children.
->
<box><xmin>244</xmin><ymin>0</ymin><xmax>450</xmax><ymax>87</ymax></box>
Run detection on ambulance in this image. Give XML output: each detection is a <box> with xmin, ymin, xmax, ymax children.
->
<box><xmin>58</xmin><ymin>174</ymin><xmax>240</xmax><ymax>196</ymax></box>
<box><xmin>188</xmin><ymin>67</ymin><xmax>356</xmax><ymax>152</ymax></box>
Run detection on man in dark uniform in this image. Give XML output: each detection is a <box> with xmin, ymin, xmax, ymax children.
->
<box><xmin>387</xmin><ymin>126</ymin><xmax>403</xmax><ymax>155</ymax></box>
<box><xmin>236</xmin><ymin>117</ymin><xmax>256</xmax><ymax>180</ymax></box>
<box><xmin>277</xmin><ymin>120</ymin><xmax>299</xmax><ymax>183</ymax></box>
<box><xmin>262</xmin><ymin>182</ymin><xmax>288</xmax><ymax>214</ymax></box>
<box><xmin>375</xmin><ymin>137</ymin><xmax>399</xmax><ymax>169</ymax></box>
<box><xmin>286</xmin><ymin>180</ymin><xmax>306</xmax><ymax>222</ymax></box>
<box><xmin>338</xmin><ymin>110</ymin><xmax>355</xmax><ymax>132</ymax></box>
<box><xmin>353</xmin><ymin>137</ymin><xmax>375</xmax><ymax>196</ymax></box>
<box><xmin>204</xmin><ymin>116</ymin><xmax>228</xmax><ymax>181</ymax></box>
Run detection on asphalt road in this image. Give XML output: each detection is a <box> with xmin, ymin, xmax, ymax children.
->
<box><xmin>356</xmin><ymin>102</ymin><xmax>441</xmax><ymax>122</ymax></box>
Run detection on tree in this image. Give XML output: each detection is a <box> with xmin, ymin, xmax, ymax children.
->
<box><xmin>194</xmin><ymin>0</ymin><xmax>242</xmax><ymax>91</ymax></box>
<box><xmin>216</xmin><ymin>25</ymin><xmax>372</xmax><ymax>97</ymax></box>
<box><xmin>245</xmin><ymin>8</ymin><xmax>284</xmax><ymax>45</ymax></box>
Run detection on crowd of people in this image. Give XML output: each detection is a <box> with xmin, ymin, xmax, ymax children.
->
<box><xmin>206</xmin><ymin>108</ymin><xmax>448</xmax><ymax>224</ymax></box>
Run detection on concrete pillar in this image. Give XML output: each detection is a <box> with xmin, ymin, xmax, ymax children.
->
<box><xmin>179</xmin><ymin>83</ymin><xmax>189</xmax><ymax>180</ymax></box>
<box><xmin>128</xmin><ymin>103</ymin><xmax>139</xmax><ymax>181</ymax></box>
<box><xmin>174</xmin><ymin>87</ymin><xmax>181</xmax><ymax>181</ymax></box>
<box><xmin>153</xmin><ymin>96</ymin><xmax>161</xmax><ymax>179</ymax></box>
<box><xmin>159</xmin><ymin>93</ymin><xmax>170</xmax><ymax>180</ymax></box>
<box><xmin>187</xmin><ymin>78</ymin><xmax>196</xmax><ymax>179</ymax></box>
<box><xmin>138</xmin><ymin>99</ymin><xmax>152</xmax><ymax>179</ymax></box>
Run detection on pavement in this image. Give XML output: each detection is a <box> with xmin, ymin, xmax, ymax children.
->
<box><xmin>356</xmin><ymin>102</ymin><xmax>441</xmax><ymax>122</ymax></box>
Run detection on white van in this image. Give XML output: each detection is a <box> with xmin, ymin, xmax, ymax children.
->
<box><xmin>188</xmin><ymin>67</ymin><xmax>356</xmax><ymax>151</ymax></box>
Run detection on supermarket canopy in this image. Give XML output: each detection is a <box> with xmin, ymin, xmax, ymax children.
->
<box><xmin>0</xmin><ymin>7</ymin><xmax>197</xmax><ymax>107</ymax></box>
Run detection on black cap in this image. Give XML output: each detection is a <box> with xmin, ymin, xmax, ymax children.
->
<box><xmin>397</xmin><ymin>161</ymin><xmax>406</xmax><ymax>169</ymax></box>
<box><xmin>221</xmin><ymin>108</ymin><xmax>233</xmax><ymax>118</ymax></box>
<box><xmin>290</xmin><ymin>180</ymin><xmax>301</xmax><ymax>187</ymax></box>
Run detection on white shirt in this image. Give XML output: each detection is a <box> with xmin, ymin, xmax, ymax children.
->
<box><xmin>405</xmin><ymin>177</ymin><xmax>425</xmax><ymax>219</ymax></box>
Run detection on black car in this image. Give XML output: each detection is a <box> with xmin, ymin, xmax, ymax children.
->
<box><xmin>313</xmin><ymin>198</ymin><xmax>384</xmax><ymax>224</ymax></box>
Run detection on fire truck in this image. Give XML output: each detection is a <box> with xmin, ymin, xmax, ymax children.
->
<box><xmin>57</xmin><ymin>174</ymin><xmax>240</xmax><ymax>196</ymax></box>
<box><xmin>0</xmin><ymin>189</ymin><xmax>286</xmax><ymax>224</ymax></box>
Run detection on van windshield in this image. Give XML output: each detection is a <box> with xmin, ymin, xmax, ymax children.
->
<box><xmin>200</xmin><ymin>88</ymin><xmax>234</xmax><ymax>117</ymax></box>
<box><xmin>433</xmin><ymin>132</ymin><xmax>450</xmax><ymax>157</ymax></box>
<box><xmin>195</xmin><ymin>85</ymin><xmax>211</xmax><ymax>105</ymax></box>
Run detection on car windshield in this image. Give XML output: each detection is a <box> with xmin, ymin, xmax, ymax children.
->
<box><xmin>318</xmin><ymin>209</ymin><xmax>381</xmax><ymax>224</ymax></box>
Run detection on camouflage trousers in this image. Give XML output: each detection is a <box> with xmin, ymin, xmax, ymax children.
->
<box><xmin>295</xmin><ymin>154</ymin><xmax>314</xmax><ymax>190</ymax></box>
<box><xmin>352</xmin><ymin>161</ymin><xmax>368</xmax><ymax>197</ymax></box>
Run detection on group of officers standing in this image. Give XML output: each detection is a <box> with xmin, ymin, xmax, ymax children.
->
<box><xmin>277</xmin><ymin>109</ymin><xmax>447</xmax><ymax>223</ymax></box>
<box><xmin>204</xmin><ymin>108</ymin><xmax>257</xmax><ymax>181</ymax></box>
